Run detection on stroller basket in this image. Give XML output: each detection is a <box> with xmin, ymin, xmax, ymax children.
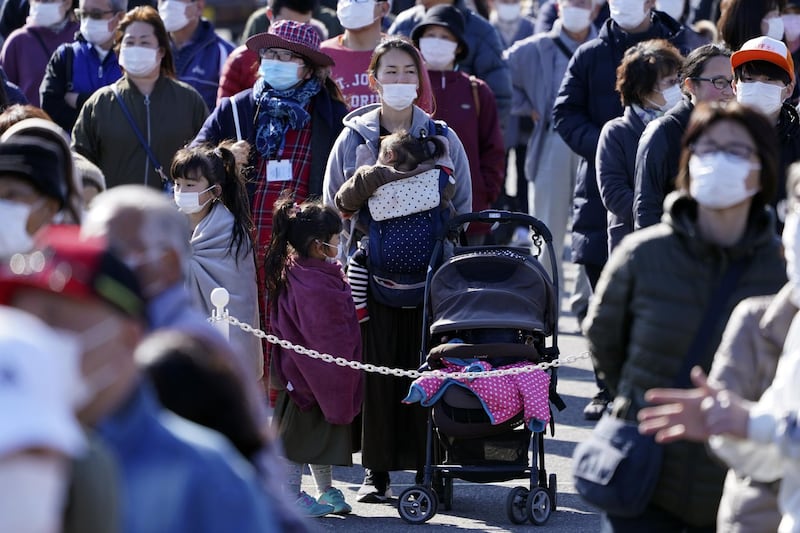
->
<box><xmin>440</xmin><ymin>428</ymin><xmax>532</xmax><ymax>475</ymax></box>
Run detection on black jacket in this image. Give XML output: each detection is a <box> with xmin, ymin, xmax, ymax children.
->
<box><xmin>633</xmin><ymin>98</ymin><xmax>693</xmax><ymax>230</ymax></box>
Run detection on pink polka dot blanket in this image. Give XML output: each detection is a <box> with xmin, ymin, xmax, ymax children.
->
<box><xmin>402</xmin><ymin>358</ymin><xmax>551</xmax><ymax>432</ymax></box>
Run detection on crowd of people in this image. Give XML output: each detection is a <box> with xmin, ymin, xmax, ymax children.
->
<box><xmin>3</xmin><ymin>0</ymin><xmax>800</xmax><ymax>530</ymax></box>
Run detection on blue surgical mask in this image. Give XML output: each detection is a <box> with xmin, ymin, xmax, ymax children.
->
<box><xmin>259</xmin><ymin>59</ymin><xmax>301</xmax><ymax>91</ymax></box>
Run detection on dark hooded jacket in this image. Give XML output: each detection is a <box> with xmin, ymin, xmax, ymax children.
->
<box><xmin>584</xmin><ymin>192</ymin><xmax>786</xmax><ymax>526</ymax></box>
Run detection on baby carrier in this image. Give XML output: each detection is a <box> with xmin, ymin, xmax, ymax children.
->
<box><xmin>357</xmin><ymin>119</ymin><xmax>454</xmax><ymax>308</ymax></box>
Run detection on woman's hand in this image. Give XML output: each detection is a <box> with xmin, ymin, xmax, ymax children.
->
<box><xmin>637</xmin><ymin>366</ymin><xmax>720</xmax><ymax>443</ymax></box>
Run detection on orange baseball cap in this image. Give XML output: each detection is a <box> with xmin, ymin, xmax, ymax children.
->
<box><xmin>731</xmin><ymin>36</ymin><xmax>795</xmax><ymax>81</ymax></box>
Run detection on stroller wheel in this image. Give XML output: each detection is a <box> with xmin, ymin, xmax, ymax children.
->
<box><xmin>505</xmin><ymin>486</ymin><xmax>529</xmax><ymax>524</ymax></box>
<box><xmin>398</xmin><ymin>486</ymin><xmax>438</xmax><ymax>524</ymax></box>
<box><xmin>527</xmin><ymin>487</ymin><xmax>552</xmax><ymax>526</ymax></box>
<box><xmin>548</xmin><ymin>473</ymin><xmax>558</xmax><ymax>511</ymax></box>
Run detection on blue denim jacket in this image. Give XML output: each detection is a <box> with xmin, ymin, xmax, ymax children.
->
<box><xmin>97</xmin><ymin>383</ymin><xmax>281</xmax><ymax>533</ymax></box>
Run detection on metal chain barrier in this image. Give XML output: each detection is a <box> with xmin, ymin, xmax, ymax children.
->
<box><xmin>213</xmin><ymin>314</ymin><xmax>591</xmax><ymax>380</ymax></box>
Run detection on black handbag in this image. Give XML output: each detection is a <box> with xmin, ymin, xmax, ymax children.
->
<box><xmin>572</xmin><ymin>256</ymin><xmax>749</xmax><ymax>517</ymax></box>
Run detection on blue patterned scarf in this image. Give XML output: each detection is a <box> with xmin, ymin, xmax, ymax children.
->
<box><xmin>253</xmin><ymin>76</ymin><xmax>322</xmax><ymax>159</ymax></box>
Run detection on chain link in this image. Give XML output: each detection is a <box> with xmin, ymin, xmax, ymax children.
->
<box><xmin>214</xmin><ymin>314</ymin><xmax>590</xmax><ymax>379</ymax></box>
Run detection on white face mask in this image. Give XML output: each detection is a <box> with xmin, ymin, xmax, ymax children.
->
<box><xmin>736</xmin><ymin>80</ymin><xmax>785</xmax><ymax>116</ymax></box>
<box><xmin>560</xmin><ymin>6</ymin><xmax>592</xmax><ymax>33</ymax></box>
<box><xmin>159</xmin><ymin>0</ymin><xmax>190</xmax><ymax>32</ymax></box>
<box><xmin>783</xmin><ymin>211</ymin><xmax>800</xmax><ymax>306</ymax></box>
<box><xmin>119</xmin><ymin>46</ymin><xmax>159</xmax><ymax>77</ymax></box>
<box><xmin>656</xmin><ymin>83</ymin><xmax>683</xmax><ymax>111</ymax></box>
<box><xmin>380</xmin><ymin>82</ymin><xmax>418</xmax><ymax>111</ymax></box>
<box><xmin>495</xmin><ymin>2</ymin><xmax>521</xmax><ymax>22</ymax></box>
<box><xmin>80</xmin><ymin>17</ymin><xmax>115</xmax><ymax>45</ymax></box>
<box><xmin>174</xmin><ymin>185</ymin><xmax>215</xmax><ymax>214</ymax></box>
<box><xmin>784</xmin><ymin>14</ymin><xmax>800</xmax><ymax>42</ymax></box>
<box><xmin>609</xmin><ymin>0</ymin><xmax>649</xmax><ymax>30</ymax></box>
<box><xmin>28</xmin><ymin>1</ymin><xmax>64</xmax><ymax>27</ymax></box>
<box><xmin>258</xmin><ymin>59</ymin><xmax>302</xmax><ymax>91</ymax></box>
<box><xmin>655</xmin><ymin>0</ymin><xmax>683</xmax><ymax>21</ymax></box>
<box><xmin>337</xmin><ymin>0</ymin><xmax>377</xmax><ymax>30</ymax></box>
<box><xmin>689</xmin><ymin>152</ymin><xmax>760</xmax><ymax>209</ymax></box>
<box><xmin>764</xmin><ymin>16</ymin><xmax>785</xmax><ymax>40</ymax></box>
<box><xmin>57</xmin><ymin>318</ymin><xmax>124</xmax><ymax>409</ymax></box>
<box><xmin>419</xmin><ymin>37</ymin><xmax>458</xmax><ymax>70</ymax></box>
<box><xmin>0</xmin><ymin>455</ymin><xmax>68</xmax><ymax>533</ymax></box>
<box><xmin>0</xmin><ymin>199</ymin><xmax>35</xmax><ymax>257</ymax></box>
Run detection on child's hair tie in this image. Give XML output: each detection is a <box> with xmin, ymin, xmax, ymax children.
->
<box><xmin>292</xmin><ymin>202</ymin><xmax>301</xmax><ymax>215</ymax></box>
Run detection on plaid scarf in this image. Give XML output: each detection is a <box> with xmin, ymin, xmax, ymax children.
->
<box><xmin>254</xmin><ymin>77</ymin><xmax>322</xmax><ymax>159</ymax></box>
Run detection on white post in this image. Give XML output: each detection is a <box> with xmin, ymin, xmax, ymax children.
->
<box><xmin>210</xmin><ymin>287</ymin><xmax>230</xmax><ymax>342</ymax></box>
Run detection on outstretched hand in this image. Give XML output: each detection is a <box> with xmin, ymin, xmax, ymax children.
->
<box><xmin>637</xmin><ymin>367</ymin><xmax>720</xmax><ymax>443</ymax></box>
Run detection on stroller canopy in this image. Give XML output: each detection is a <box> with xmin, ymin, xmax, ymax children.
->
<box><xmin>429</xmin><ymin>250</ymin><xmax>556</xmax><ymax>336</ymax></box>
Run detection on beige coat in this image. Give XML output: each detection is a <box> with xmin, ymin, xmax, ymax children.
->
<box><xmin>709</xmin><ymin>284</ymin><xmax>797</xmax><ymax>533</ymax></box>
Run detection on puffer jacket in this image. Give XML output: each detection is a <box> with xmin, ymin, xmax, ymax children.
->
<box><xmin>584</xmin><ymin>191</ymin><xmax>786</xmax><ymax>526</ymax></box>
<box><xmin>709</xmin><ymin>284</ymin><xmax>796</xmax><ymax>533</ymax></box>
<box><xmin>633</xmin><ymin>98</ymin><xmax>692</xmax><ymax>230</ymax></box>
<box><xmin>388</xmin><ymin>0</ymin><xmax>511</xmax><ymax>131</ymax></box>
<box><xmin>596</xmin><ymin>105</ymin><xmax>645</xmax><ymax>253</ymax></box>
<box><xmin>172</xmin><ymin>19</ymin><xmax>234</xmax><ymax>111</ymax></box>
<box><xmin>553</xmin><ymin>11</ymin><xmax>700</xmax><ymax>268</ymax></box>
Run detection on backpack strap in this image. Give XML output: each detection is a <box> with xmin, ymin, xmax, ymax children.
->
<box><xmin>230</xmin><ymin>96</ymin><xmax>242</xmax><ymax>141</ymax></box>
<box><xmin>551</xmin><ymin>36</ymin><xmax>574</xmax><ymax>60</ymax></box>
<box><xmin>468</xmin><ymin>75</ymin><xmax>480</xmax><ymax>117</ymax></box>
<box><xmin>64</xmin><ymin>44</ymin><xmax>75</xmax><ymax>92</ymax></box>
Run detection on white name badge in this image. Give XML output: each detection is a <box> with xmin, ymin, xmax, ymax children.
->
<box><xmin>267</xmin><ymin>159</ymin><xmax>293</xmax><ymax>182</ymax></box>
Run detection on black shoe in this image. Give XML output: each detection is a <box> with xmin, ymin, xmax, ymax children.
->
<box><xmin>583</xmin><ymin>390</ymin><xmax>611</xmax><ymax>421</ymax></box>
<box><xmin>356</xmin><ymin>470</ymin><xmax>392</xmax><ymax>503</ymax></box>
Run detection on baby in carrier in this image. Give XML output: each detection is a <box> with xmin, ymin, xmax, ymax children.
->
<box><xmin>335</xmin><ymin>129</ymin><xmax>455</xmax><ymax>322</ymax></box>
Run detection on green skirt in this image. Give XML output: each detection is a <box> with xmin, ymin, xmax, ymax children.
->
<box><xmin>274</xmin><ymin>390</ymin><xmax>354</xmax><ymax>466</ymax></box>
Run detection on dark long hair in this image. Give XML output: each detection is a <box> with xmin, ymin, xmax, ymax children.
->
<box><xmin>717</xmin><ymin>0</ymin><xmax>785</xmax><ymax>51</ymax></box>
<box><xmin>676</xmin><ymin>102</ymin><xmax>779</xmax><ymax>210</ymax></box>
<box><xmin>170</xmin><ymin>141</ymin><xmax>255</xmax><ymax>262</ymax></box>
<box><xmin>263</xmin><ymin>190</ymin><xmax>342</xmax><ymax>302</ymax></box>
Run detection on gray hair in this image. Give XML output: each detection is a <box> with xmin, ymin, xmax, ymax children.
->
<box><xmin>82</xmin><ymin>185</ymin><xmax>191</xmax><ymax>263</ymax></box>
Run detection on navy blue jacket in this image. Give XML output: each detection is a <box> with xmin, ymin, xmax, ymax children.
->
<box><xmin>553</xmin><ymin>11</ymin><xmax>699</xmax><ymax>268</ymax></box>
<box><xmin>193</xmin><ymin>87</ymin><xmax>347</xmax><ymax>200</ymax></box>
<box><xmin>0</xmin><ymin>65</ymin><xmax>26</xmax><ymax>107</ymax></box>
<box><xmin>172</xmin><ymin>19</ymin><xmax>234</xmax><ymax>112</ymax></box>
<box><xmin>40</xmin><ymin>36</ymin><xmax>123</xmax><ymax>133</ymax></box>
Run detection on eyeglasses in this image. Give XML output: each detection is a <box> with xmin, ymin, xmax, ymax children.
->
<box><xmin>690</xmin><ymin>140</ymin><xmax>755</xmax><ymax>160</ymax></box>
<box><xmin>74</xmin><ymin>8</ymin><xmax>118</xmax><ymax>19</ymax></box>
<box><xmin>259</xmin><ymin>48</ymin><xmax>303</xmax><ymax>62</ymax></box>
<box><xmin>691</xmin><ymin>76</ymin><xmax>733</xmax><ymax>90</ymax></box>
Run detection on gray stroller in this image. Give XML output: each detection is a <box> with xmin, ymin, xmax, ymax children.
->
<box><xmin>397</xmin><ymin>210</ymin><xmax>565</xmax><ymax>526</ymax></box>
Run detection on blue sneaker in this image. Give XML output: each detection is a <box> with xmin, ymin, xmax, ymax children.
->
<box><xmin>318</xmin><ymin>487</ymin><xmax>352</xmax><ymax>514</ymax></box>
<box><xmin>294</xmin><ymin>491</ymin><xmax>334</xmax><ymax>517</ymax></box>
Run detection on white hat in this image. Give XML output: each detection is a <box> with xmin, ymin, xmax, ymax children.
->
<box><xmin>0</xmin><ymin>307</ymin><xmax>86</xmax><ymax>458</ymax></box>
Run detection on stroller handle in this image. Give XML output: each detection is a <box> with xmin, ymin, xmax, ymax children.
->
<box><xmin>446</xmin><ymin>210</ymin><xmax>553</xmax><ymax>243</ymax></box>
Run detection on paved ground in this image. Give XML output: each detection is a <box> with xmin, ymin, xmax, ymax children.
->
<box><xmin>300</xmin><ymin>263</ymin><xmax>604</xmax><ymax>532</ymax></box>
